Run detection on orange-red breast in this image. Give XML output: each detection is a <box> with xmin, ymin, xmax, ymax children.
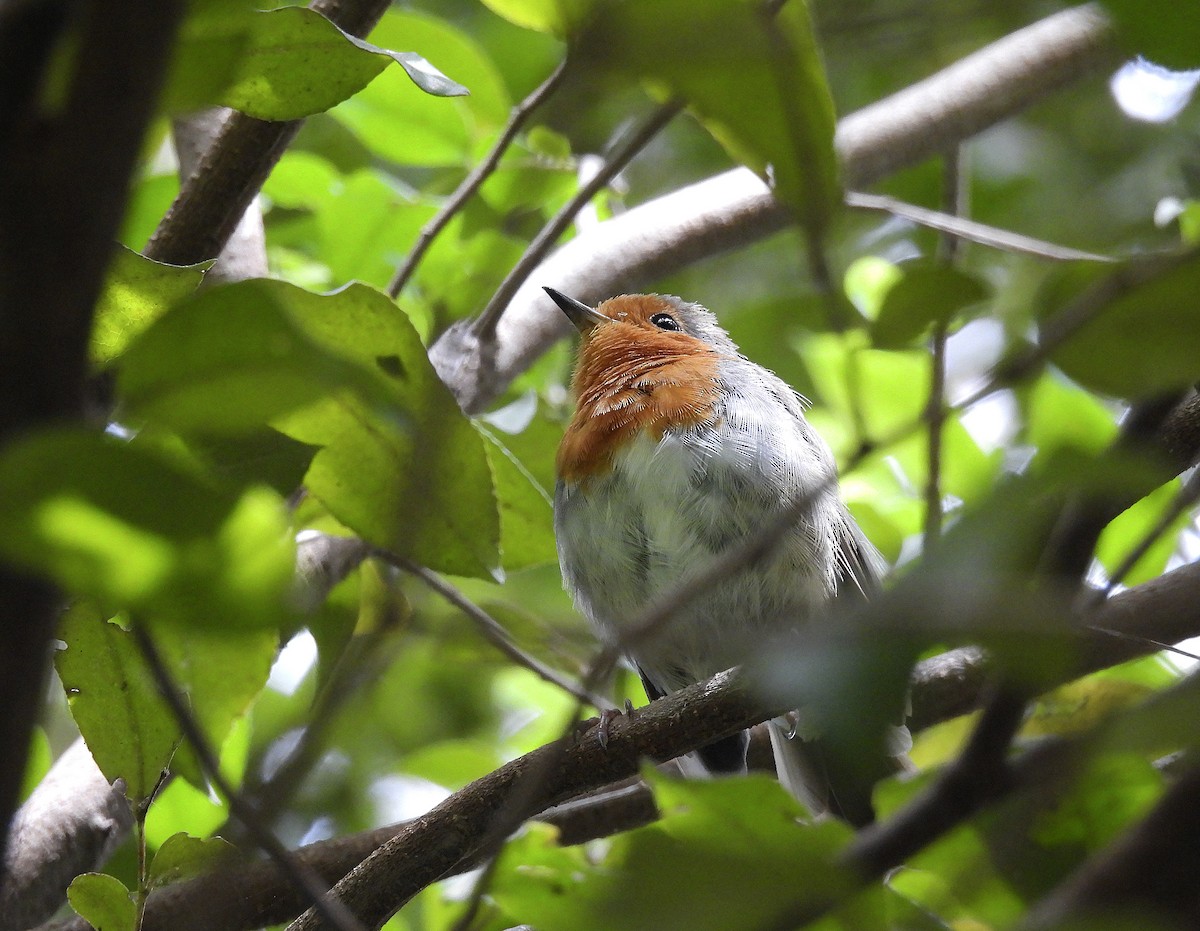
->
<box><xmin>546</xmin><ymin>287</ymin><xmax>888</xmax><ymax>824</ymax></box>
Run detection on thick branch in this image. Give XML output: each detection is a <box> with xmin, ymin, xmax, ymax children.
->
<box><xmin>430</xmin><ymin>4</ymin><xmax>1118</xmax><ymax>413</ymax></box>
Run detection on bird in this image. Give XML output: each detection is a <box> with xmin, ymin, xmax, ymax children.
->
<box><xmin>546</xmin><ymin>287</ymin><xmax>893</xmax><ymax>825</ymax></box>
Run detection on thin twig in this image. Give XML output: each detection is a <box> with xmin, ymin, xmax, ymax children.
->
<box><xmin>129</xmin><ymin>623</ymin><xmax>365</xmax><ymax>931</ymax></box>
<box><xmin>387</xmin><ymin>57</ymin><xmax>570</xmax><ymax>299</ymax></box>
<box><xmin>471</xmin><ymin>100</ymin><xmax>684</xmax><ymax>339</ymax></box>
<box><xmin>923</xmin><ymin>147</ymin><xmax>967</xmax><ymax>545</ymax></box>
<box><xmin>845</xmin><ymin>191</ymin><xmax>1114</xmax><ymax>263</ymax></box>
<box><xmin>382</xmin><ymin>553</ymin><xmax>612</xmax><ymax>710</ymax></box>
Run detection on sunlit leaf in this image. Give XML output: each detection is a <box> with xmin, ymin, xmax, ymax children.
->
<box><xmin>91</xmin><ymin>247</ymin><xmax>208</xmax><ymax>364</ymax></box>
<box><xmin>479</xmin><ymin>0</ymin><xmax>596</xmax><ymax>36</ymax></box>
<box><xmin>0</xmin><ymin>428</ymin><xmax>295</xmax><ymax>630</ymax></box>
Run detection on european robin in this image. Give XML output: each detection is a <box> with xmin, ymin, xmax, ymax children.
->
<box><xmin>547</xmin><ymin>288</ymin><xmax>888</xmax><ymax>824</ymax></box>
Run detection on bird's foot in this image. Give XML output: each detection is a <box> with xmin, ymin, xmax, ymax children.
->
<box><xmin>595</xmin><ymin>699</ymin><xmax>636</xmax><ymax>749</ymax></box>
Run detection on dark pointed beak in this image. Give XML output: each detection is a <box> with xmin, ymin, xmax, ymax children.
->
<box><xmin>544</xmin><ymin>287</ymin><xmax>609</xmax><ymax>332</ymax></box>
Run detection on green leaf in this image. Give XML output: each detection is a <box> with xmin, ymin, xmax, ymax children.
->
<box><xmin>55</xmin><ymin>605</ymin><xmax>178</xmax><ymax>803</ymax></box>
<box><xmin>0</xmin><ymin>428</ymin><xmax>295</xmax><ymax>630</ymax></box>
<box><xmin>1042</xmin><ymin>253</ymin><xmax>1200</xmax><ymax>398</ymax></box>
<box><xmin>479</xmin><ymin>0</ymin><xmax>596</xmax><ymax>36</ymax></box>
<box><xmin>1102</xmin><ymin>0</ymin><xmax>1200</xmax><ymax>70</ymax></box>
<box><xmin>67</xmin><ymin>873</ymin><xmax>136</xmax><ymax>931</ymax></box>
<box><xmin>1095</xmin><ymin>478</ymin><xmax>1190</xmax><ymax>587</ymax></box>
<box><xmin>479</xmin><ymin>424</ymin><xmax>557</xmax><ymax>571</ymax></box>
<box><xmin>166</xmin><ymin>6</ymin><xmax>468</xmax><ymax>121</ymax></box>
<box><xmin>274</xmin><ymin>283</ymin><xmax>501</xmax><ymax>577</ymax></box>
<box><xmin>148</xmin><ymin>832</ymin><xmax>237</xmax><ymax>889</ymax></box>
<box><xmin>92</xmin><ymin>247</ymin><xmax>208</xmax><ymax>364</ymax></box>
<box><xmin>581</xmin><ymin>0</ymin><xmax>839</xmax><ymax>237</ymax></box>
<box><xmin>872</xmin><ymin>262</ymin><xmax>990</xmax><ymax>348</ymax></box>
<box><xmin>1023</xmin><ymin>372</ymin><xmax>1119</xmax><ymax>456</ymax></box>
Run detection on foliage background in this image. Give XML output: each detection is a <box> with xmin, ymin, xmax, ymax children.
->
<box><xmin>3</xmin><ymin>0</ymin><xmax>1200</xmax><ymax>929</ymax></box>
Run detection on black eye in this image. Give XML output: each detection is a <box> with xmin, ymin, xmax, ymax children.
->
<box><xmin>650</xmin><ymin>313</ymin><xmax>681</xmax><ymax>332</ymax></box>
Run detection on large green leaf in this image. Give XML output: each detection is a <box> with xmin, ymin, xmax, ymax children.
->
<box><xmin>273</xmin><ymin>284</ymin><xmax>500</xmax><ymax>577</ymax></box>
<box><xmin>56</xmin><ymin>605</ymin><xmax>179</xmax><ymax>803</ymax></box>
<box><xmin>118</xmin><ymin>279</ymin><xmax>388</xmax><ymax>434</ymax></box>
<box><xmin>164</xmin><ymin>5</ymin><xmax>468</xmax><ymax>121</ymax></box>
<box><xmin>580</xmin><ymin>0</ymin><xmax>839</xmax><ymax>237</ymax></box>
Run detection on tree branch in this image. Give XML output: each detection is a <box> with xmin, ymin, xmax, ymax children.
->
<box><xmin>0</xmin><ymin>739</ymin><xmax>132</xmax><ymax>931</ymax></box>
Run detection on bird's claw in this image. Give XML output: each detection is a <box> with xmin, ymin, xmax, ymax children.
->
<box><xmin>595</xmin><ymin>700</ymin><xmax>636</xmax><ymax>749</ymax></box>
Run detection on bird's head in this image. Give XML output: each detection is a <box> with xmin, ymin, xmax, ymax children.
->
<box><xmin>546</xmin><ymin>288</ymin><xmax>732</xmax><ymax>482</ymax></box>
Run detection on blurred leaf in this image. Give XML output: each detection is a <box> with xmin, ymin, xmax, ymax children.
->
<box><xmin>399</xmin><ymin>738</ymin><xmax>502</xmax><ymax>790</ymax></box>
<box><xmin>55</xmin><ymin>605</ymin><xmax>178</xmax><ymax>803</ymax></box>
<box><xmin>67</xmin><ymin>873</ymin><xmax>135</xmax><ymax>931</ymax></box>
<box><xmin>313</xmin><ymin>170</ymin><xmax>437</xmax><ymax>288</ymax></box>
<box><xmin>166</xmin><ymin>6</ymin><xmax>467</xmax><ymax>121</ymax></box>
<box><xmin>1023</xmin><ymin>373</ymin><xmax>1118</xmax><ymax>456</ymax></box>
<box><xmin>492</xmin><ymin>773</ymin><xmax>856</xmax><ymax>930</ymax></box>
<box><xmin>1042</xmin><ymin>252</ymin><xmax>1200</xmax><ymax>397</ymax></box>
<box><xmin>581</xmin><ymin>0</ymin><xmax>839</xmax><ymax>236</ymax></box>
<box><xmin>1102</xmin><ymin>1</ymin><xmax>1200</xmax><ymax>70</ymax></box>
<box><xmin>20</xmin><ymin>727</ymin><xmax>52</xmax><ymax>803</ymax></box>
<box><xmin>0</xmin><ymin>428</ymin><xmax>295</xmax><ymax>630</ymax></box>
<box><xmin>479</xmin><ymin>0</ymin><xmax>595</xmax><ymax>36</ymax></box>
<box><xmin>873</xmin><ymin>262</ymin><xmax>990</xmax><ymax>348</ymax></box>
<box><xmin>119</xmin><ymin>173</ymin><xmax>180</xmax><ymax>250</ymax></box>
<box><xmin>844</xmin><ymin>256</ymin><xmax>902</xmax><ymax>320</ymax></box>
<box><xmin>148</xmin><ymin>833</ymin><xmax>237</xmax><ymax>889</ymax></box>
<box><xmin>1096</xmin><ymin>478</ymin><xmax>1189</xmax><ymax>586</ymax></box>
<box><xmin>92</xmin><ymin>247</ymin><xmax>208</xmax><ymax>364</ymax></box>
